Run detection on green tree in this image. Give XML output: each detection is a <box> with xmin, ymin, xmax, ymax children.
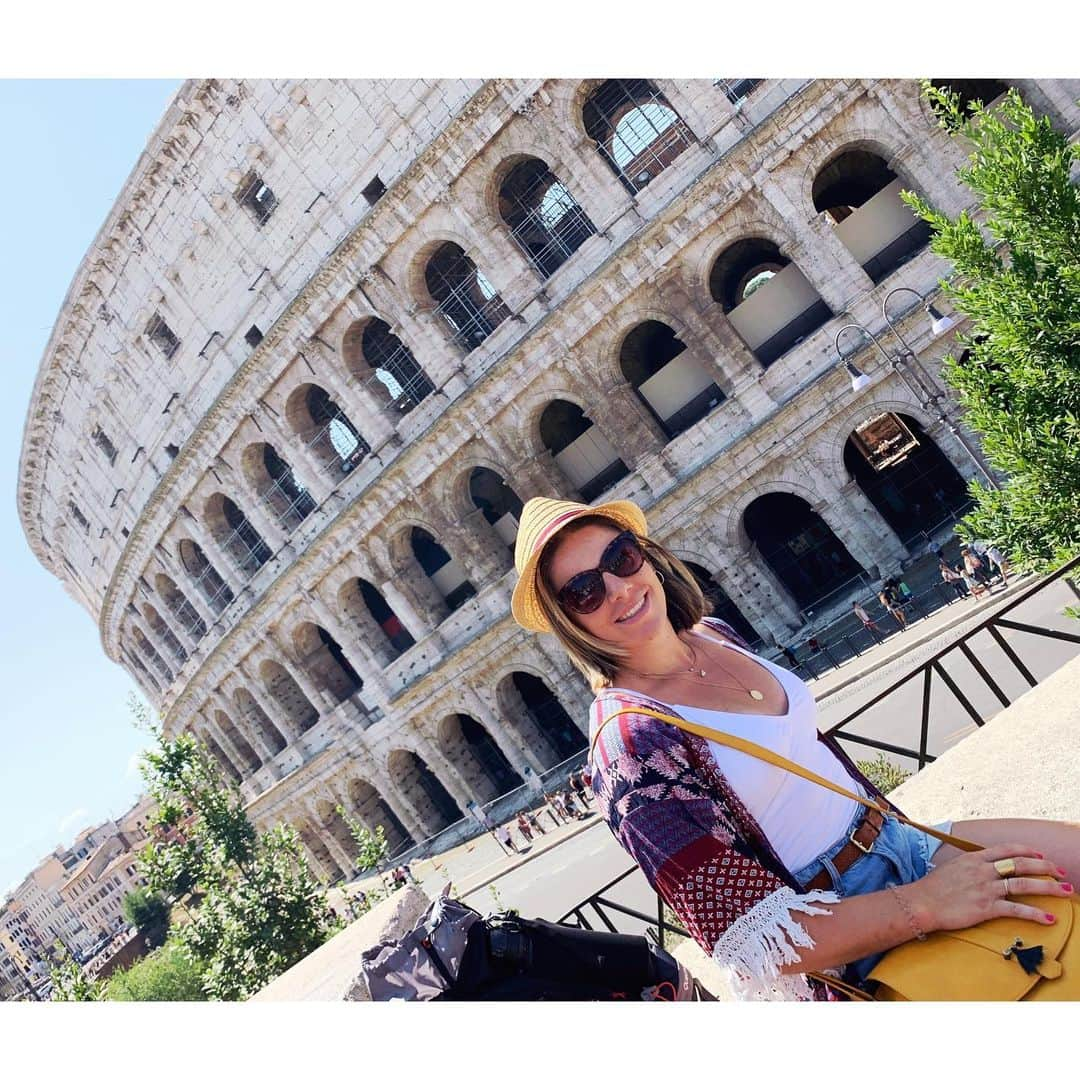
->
<box><xmin>122</xmin><ymin>887</ymin><xmax>171</xmax><ymax>949</ymax></box>
<box><xmin>48</xmin><ymin>946</ymin><xmax>102</xmax><ymax>1002</ymax></box>
<box><xmin>336</xmin><ymin>806</ymin><xmax>391</xmax><ymax>912</ymax></box>
<box><xmin>856</xmin><ymin>752</ymin><xmax>912</xmax><ymax>796</ymax></box>
<box><xmin>103</xmin><ymin>939</ymin><xmax>208</xmax><ymax>1002</ymax></box>
<box><xmin>903</xmin><ymin>85</ymin><xmax>1080</xmax><ymax>571</ymax></box>
<box><xmin>135</xmin><ymin>702</ymin><xmax>336</xmax><ymax>1000</ymax></box>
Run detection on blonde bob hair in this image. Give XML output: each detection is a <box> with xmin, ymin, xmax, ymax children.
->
<box><xmin>534</xmin><ymin>514</ymin><xmax>710</xmax><ymax>691</ymax></box>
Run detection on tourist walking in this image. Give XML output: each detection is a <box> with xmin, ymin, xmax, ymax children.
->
<box><xmin>515</xmin><ymin>812</ymin><xmax>534</xmax><ymax>844</ymax></box>
<box><xmin>494</xmin><ymin>823</ymin><xmax>518</xmax><ymax>854</ymax></box>
<box><xmin>878</xmin><ymin>583</ymin><xmax>907</xmax><ymax>630</ymax></box>
<box><xmin>984</xmin><ymin>544</ymin><xmax>1010</xmax><ymax>584</ymax></box>
<box><xmin>962</xmin><ymin>546</ymin><xmax>990</xmax><ymax>587</ymax></box>
<box><xmin>939</xmin><ymin>558</ymin><xmax>968</xmax><ymax>600</ymax></box>
<box><xmin>525</xmin><ymin>808</ymin><xmax>546</xmax><ymax>836</ymax></box>
<box><xmin>509</xmin><ymin>495</ymin><xmax>1080</xmax><ymax>1000</ymax></box>
<box><xmin>851</xmin><ymin>601</ymin><xmax>879</xmax><ymax>637</ymax></box>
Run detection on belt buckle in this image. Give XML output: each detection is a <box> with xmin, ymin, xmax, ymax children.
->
<box><xmin>849</xmin><ymin>817</ymin><xmax>876</xmax><ymax>855</ymax></box>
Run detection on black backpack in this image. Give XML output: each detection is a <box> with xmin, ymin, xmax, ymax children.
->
<box><xmin>360</xmin><ymin>889</ymin><xmax>705</xmax><ymax>1001</ymax></box>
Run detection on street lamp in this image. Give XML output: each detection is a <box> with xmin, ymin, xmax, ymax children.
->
<box><xmin>833</xmin><ymin>314</ymin><xmax>1001</xmax><ymax>490</ymax></box>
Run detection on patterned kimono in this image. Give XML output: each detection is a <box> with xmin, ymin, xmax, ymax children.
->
<box><xmin>588</xmin><ymin>619</ymin><xmax>893</xmax><ymax>1001</ymax></box>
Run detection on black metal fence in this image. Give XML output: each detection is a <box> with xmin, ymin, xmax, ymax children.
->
<box><xmin>825</xmin><ymin>555</ymin><xmax>1080</xmax><ymax>769</ymax></box>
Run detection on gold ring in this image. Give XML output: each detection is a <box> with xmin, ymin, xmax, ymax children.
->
<box><xmin>1003</xmin><ymin>877</ymin><xmax>1011</xmax><ymax>896</ymax></box>
<box><xmin>994</xmin><ymin>858</ymin><xmax>1018</xmax><ymax>879</ymax></box>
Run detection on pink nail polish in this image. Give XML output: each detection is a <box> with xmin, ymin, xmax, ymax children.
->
<box><xmin>1063</xmin><ymin>883</ymin><xmax>1074</xmax><ymax>893</ymax></box>
<box><xmin>1057</xmin><ymin>867</ymin><xmax>1067</xmax><ymax>875</ymax></box>
<box><xmin>1045</xmin><ymin>913</ymin><xmax>1057</xmax><ymax>923</ymax></box>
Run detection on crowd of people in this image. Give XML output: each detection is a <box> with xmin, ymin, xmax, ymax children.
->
<box><xmin>491</xmin><ymin>767</ymin><xmax>594</xmax><ymax>854</ymax></box>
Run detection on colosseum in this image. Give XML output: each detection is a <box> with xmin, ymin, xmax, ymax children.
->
<box><xmin>18</xmin><ymin>78</ymin><xmax>1080</xmax><ymax>882</ymax></box>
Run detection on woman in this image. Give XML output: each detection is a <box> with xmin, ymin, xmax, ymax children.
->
<box><xmin>510</xmin><ymin>496</ymin><xmax>1079</xmax><ymax>1000</ymax></box>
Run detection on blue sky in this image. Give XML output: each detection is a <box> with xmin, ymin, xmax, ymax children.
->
<box><xmin>0</xmin><ymin>80</ymin><xmax>182</xmax><ymax>894</ymax></box>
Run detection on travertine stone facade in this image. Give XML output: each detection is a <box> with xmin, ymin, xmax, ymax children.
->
<box><xmin>19</xmin><ymin>78</ymin><xmax>1080</xmax><ymax>881</ymax></box>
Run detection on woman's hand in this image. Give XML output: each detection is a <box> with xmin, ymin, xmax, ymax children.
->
<box><xmin>907</xmin><ymin>843</ymin><xmax>1073</xmax><ymax>933</ymax></box>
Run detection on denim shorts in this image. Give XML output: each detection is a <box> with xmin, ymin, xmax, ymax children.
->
<box><xmin>792</xmin><ymin>812</ymin><xmax>953</xmax><ymax>985</ymax></box>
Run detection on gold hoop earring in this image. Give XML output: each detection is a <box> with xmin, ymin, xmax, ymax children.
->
<box><xmin>655</xmin><ymin>570</ymin><xmax>665</xmax><ymax>584</ymax></box>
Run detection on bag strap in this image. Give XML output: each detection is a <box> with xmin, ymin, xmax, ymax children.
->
<box><xmin>590</xmin><ymin>705</ymin><xmax>980</xmax><ymax>854</ymax></box>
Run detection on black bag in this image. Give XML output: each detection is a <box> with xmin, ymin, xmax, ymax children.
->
<box><xmin>360</xmin><ymin>889</ymin><xmax>704</xmax><ymax>1001</ymax></box>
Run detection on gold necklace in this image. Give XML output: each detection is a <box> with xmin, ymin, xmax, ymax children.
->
<box><xmin>628</xmin><ymin>640</ymin><xmax>766</xmax><ymax>701</ymax></box>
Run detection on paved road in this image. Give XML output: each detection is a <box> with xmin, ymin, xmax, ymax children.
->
<box><xmin>392</xmin><ymin>572</ymin><xmax>1080</xmax><ymax>926</ymax></box>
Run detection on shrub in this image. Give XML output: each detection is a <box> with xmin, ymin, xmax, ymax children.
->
<box><xmin>104</xmin><ymin>939</ymin><xmax>208</xmax><ymax>1001</ymax></box>
<box><xmin>857</xmin><ymin>753</ymin><xmax>912</xmax><ymax>795</ymax></box>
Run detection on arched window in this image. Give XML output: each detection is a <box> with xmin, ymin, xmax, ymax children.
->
<box><xmin>154</xmin><ymin>573</ymin><xmax>206</xmax><ymax>642</ymax></box>
<box><xmin>709</xmin><ymin>238</ymin><xmax>833</xmax><ymax>366</ymax></box>
<box><xmin>468</xmin><ymin>467</ymin><xmax>524</xmax><ymax>550</ymax></box>
<box><xmin>340</xmin><ymin>576</ymin><xmax>415</xmax><ymax>661</ymax></box>
<box><xmin>743</xmin><ymin>493</ymin><xmax>863</xmax><ymax>611</ymax></box>
<box><xmin>844</xmin><ymin>413</ymin><xmax>973</xmax><ymax>542</ymax></box>
<box><xmin>582</xmin><ymin>79</ymin><xmax>694</xmax><ymax>193</ymax></box>
<box><xmin>260</xmin><ymin>660</ymin><xmax>319</xmax><ymax>735</ymax></box>
<box><xmin>618</xmin><ymin>320</ymin><xmax>724</xmax><ymax>438</ymax></box>
<box><xmin>539</xmin><ymin>400</ymin><xmax>628</xmax><ymax>502</ymax></box>
<box><xmin>812</xmin><ymin>149</ymin><xmax>930</xmax><ymax>283</ymax></box>
<box><xmin>178</xmin><ymin>538</ymin><xmax>233</xmax><ymax>614</ymax></box>
<box><xmin>344</xmin><ymin>318</ymin><xmax>435</xmax><ymax>415</ymax></box>
<box><xmin>286</xmin><ymin>384</ymin><xmax>369</xmax><ymax>479</ymax></box>
<box><xmin>498</xmin><ymin>158</ymin><xmax>596</xmax><ymax>279</ymax></box>
<box><xmin>247</xmin><ymin>443</ymin><xmax>316</xmax><ymax>533</ymax></box>
<box><xmin>424</xmin><ymin>243</ymin><xmax>510</xmax><ymax>353</ymax></box>
<box><xmin>928</xmin><ymin>79</ymin><xmax>1011</xmax><ymax>124</ymax></box>
<box><xmin>411</xmin><ymin>527</ymin><xmax>476</xmax><ymax>612</ymax></box>
<box><xmin>206</xmin><ymin>493</ymin><xmax>272</xmax><ymax>578</ymax></box>
<box><xmin>293</xmin><ymin>622</ymin><xmax>363</xmax><ymax>705</ymax></box>
<box><xmin>142</xmin><ymin>604</ymin><xmax>188</xmax><ymax>665</ymax></box>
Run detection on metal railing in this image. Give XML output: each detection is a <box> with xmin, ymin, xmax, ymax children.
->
<box><xmin>825</xmin><ymin>555</ymin><xmax>1080</xmax><ymax>769</ymax></box>
<box><xmin>558</xmin><ymin>867</ymin><xmax>689</xmax><ymax>952</ymax></box>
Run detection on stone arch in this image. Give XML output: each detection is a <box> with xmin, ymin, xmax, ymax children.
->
<box><xmin>232</xmin><ymin>687</ymin><xmax>287</xmax><ymax>757</ymax></box>
<box><xmin>467</xmin><ymin>465</ymin><xmax>525</xmax><ymax>554</ymax></box>
<box><xmin>153</xmin><ymin>573</ymin><xmax>206</xmax><ymax>642</ymax></box>
<box><xmin>239</xmin><ymin>441</ymin><xmax>316</xmax><ymax>534</ymax></box>
<box><xmin>284</xmin><ymin>381</ymin><xmax>370</xmax><ymax>482</ymax></box>
<box><xmin>204</xmin><ymin>492</ymin><xmax>272</xmax><ymax>578</ymax></box>
<box><xmin>495</xmin><ymin>670</ymin><xmax>586</xmax><ymax>771</ymax></box>
<box><xmin>808</xmin><ymin>141</ymin><xmax>931</xmax><ymax>284</ymax></box>
<box><xmin>617</xmin><ymin>319</ymin><xmax>724</xmax><ymax>439</ymax></box>
<box><xmin>338</xmin><ymin>576</ymin><xmax>415</xmax><ymax>665</ymax></box>
<box><xmin>926</xmin><ymin>79</ymin><xmax>1012</xmax><ymax>125</ymax></box>
<box><xmin>581</xmin><ymin>78</ymin><xmax>695</xmax><ymax>194</ymax></box>
<box><xmin>291</xmin><ymin>621</ymin><xmax>363</xmax><ymax>705</ymax></box>
<box><xmin>436</xmin><ymin>712</ymin><xmax>522</xmax><ymax>802</ymax></box>
<box><xmin>743</xmin><ymin>492</ymin><xmax>864</xmax><ymax>612</ymax></box>
<box><xmin>314</xmin><ymin>797</ymin><xmax>360</xmax><ymax>872</ymax></box>
<box><xmin>708</xmin><ymin>235</ymin><xmax>833</xmax><ymax>367</ymax></box>
<box><xmin>342</xmin><ymin>315</ymin><xmax>436</xmax><ymax>416</ymax></box>
<box><xmin>295</xmin><ymin>818</ymin><xmax>340</xmax><ymax>882</ymax></box>
<box><xmin>200</xmin><ymin>730</ymin><xmax>242</xmax><ymax>785</ymax></box>
<box><xmin>259</xmin><ymin>659</ymin><xmax>319</xmax><ymax>734</ymax></box>
<box><xmin>496</xmin><ymin>155</ymin><xmax>597</xmax><ymax>279</ymax></box>
<box><xmin>142</xmin><ymin>604</ymin><xmax>188</xmax><ymax>665</ymax></box>
<box><xmin>343</xmin><ymin>776</ymin><xmax>413</xmax><ymax>852</ymax></box>
<box><xmin>842</xmin><ymin>411</ymin><xmax>972</xmax><ymax>543</ymax></box>
<box><xmin>177</xmin><ymin>537</ymin><xmax>233</xmax><ymax>614</ymax></box>
<box><xmin>214</xmin><ymin>708</ymin><xmax>261</xmax><ymax>773</ymax></box>
<box><xmin>675</xmin><ymin>557</ymin><xmax>765</xmax><ymax>647</ymax></box>
<box><xmin>409</xmin><ymin>525</ymin><xmax>476</xmax><ymax>614</ymax></box>
<box><xmin>132</xmin><ymin>625</ymin><xmax>173</xmax><ymax>684</ymax></box>
<box><xmin>386</xmin><ymin>748</ymin><xmax>464</xmax><ymax>836</ymax></box>
<box><xmin>423</xmin><ymin>241</ymin><xmax>511</xmax><ymax>354</ymax></box>
<box><xmin>539</xmin><ymin>398</ymin><xmax>629</xmax><ymax>502</ymax></box>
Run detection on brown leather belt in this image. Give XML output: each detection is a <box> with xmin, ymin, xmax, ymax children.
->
<box><xmin>804</xmin><ymin>796</ymin><xmax>890</xmax><ymax>892</ymax></box>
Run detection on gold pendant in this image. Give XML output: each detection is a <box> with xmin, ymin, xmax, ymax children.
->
<box><xmin>749</xmin><ymin>689</ymin><xmax>765</xmax><ymax>701</ymax></box>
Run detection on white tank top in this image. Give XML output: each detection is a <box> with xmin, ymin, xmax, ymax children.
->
<box><xmin>610</xmin><ymin>636</ymin><xmax>863</xmax><ymax>874</ymax></box>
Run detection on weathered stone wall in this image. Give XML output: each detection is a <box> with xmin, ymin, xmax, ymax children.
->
<box><xmin>19</xmin><ymin>78</ymin><xmax>1080</xmax><ymax>879</ymax></box>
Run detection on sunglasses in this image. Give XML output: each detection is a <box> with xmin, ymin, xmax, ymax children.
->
<box><xmin>556</xmin><ymin>531</ymin><xmax>647</xmax><ymax>616</ymax></box>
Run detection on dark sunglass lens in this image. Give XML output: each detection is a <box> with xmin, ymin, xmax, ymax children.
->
<box><xmin>604</xmin><ymin>534</ymin><xmax>644</xmax><ymax>577</ymax></box>
<box><xmin>560</xmin><ymin>572</ymin><xmax>605</xmax><ymax>614</ymax></box>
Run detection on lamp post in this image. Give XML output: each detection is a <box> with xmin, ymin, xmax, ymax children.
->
<box><xmin>834</xmin><ymin>309</ymin><xmax>1000</xmax><ymax>490</ymax></box>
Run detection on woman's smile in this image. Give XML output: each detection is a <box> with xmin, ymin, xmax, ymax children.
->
<box><xmin>614</xmin><ymin>590</ymin><xmax>650</xmax><ymax>624</ymax></box>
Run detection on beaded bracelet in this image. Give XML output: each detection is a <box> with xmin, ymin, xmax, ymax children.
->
<box><xmin>887</xmin><ymin>883</ymin><xmax>929</xmax><ymax>941</ymax></box>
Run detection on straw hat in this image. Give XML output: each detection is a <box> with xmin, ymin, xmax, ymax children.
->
<box><xmin>511</xmin><ymin>496</ymin><xmax>648</xmax><ymax>633</ymax></box>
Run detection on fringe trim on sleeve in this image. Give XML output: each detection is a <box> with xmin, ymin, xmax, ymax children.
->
<box><xmin>710</xmin><ymin>886</ymin><xmax>840</xmax><ymax>1001</ymax></box>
